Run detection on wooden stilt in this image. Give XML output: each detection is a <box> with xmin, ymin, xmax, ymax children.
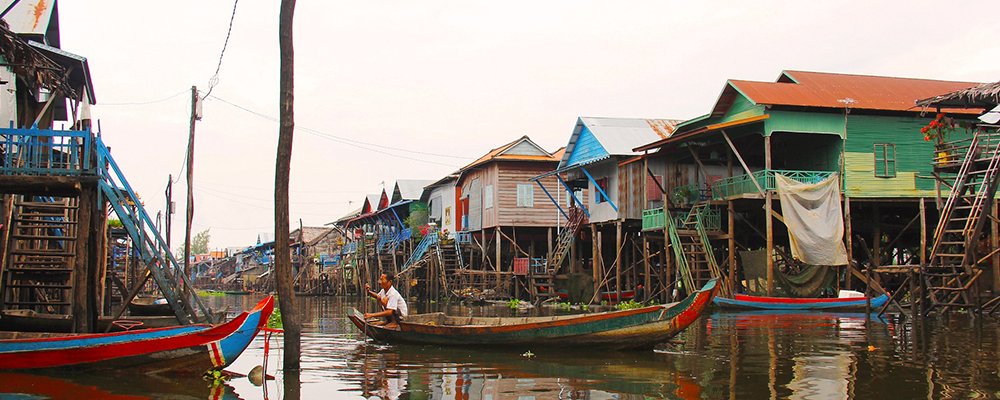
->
<box><xmin>643</xmin><ymin>235</ymin><xmax>650</xmax><ymax>301</ymax></box>
<box><xmin>993</xmin><ymin>199</ymin><xmax>999</xmax><ymax>293</ymax></box>
<box><xmin>844</xmin><ymin>196</ymin><xmax>854</xmax><ymax>290</ymax></box>
<box><xmin>728</xmin><ymin>200</ymin><xmax>736</xmax><ymax>295</ymax></box>
<box><xmin>73</xmin><ymin>186</ymin><xmax>94</xmax><ymax>333</ymax></box>
<box><xmin>764</xmin><ymin>135</ymin><xmax>774</xmax><ymax>296</ymax></box>
<box><xmin>616</xmin><ymin>221</ymin><xmax>622</xmax><ymax>302</ymax></box>
<box><xmin>592</xmin><ymin>224</ymin><xmax>599</xmax><ymax>300</ymax></box>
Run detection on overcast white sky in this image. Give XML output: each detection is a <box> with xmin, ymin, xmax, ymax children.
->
<box><xmin>46</xmin><ymin>1</ymin><xmax>1000</xmax><ymax>249</ymax></box>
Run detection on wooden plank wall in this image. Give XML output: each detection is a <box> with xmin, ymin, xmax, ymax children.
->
<box><xmin>617</xmin><ymin>161</ymin><xmax>645</xmax><ymax>220</ymax></box>
<box><xmin>493</xmin><ymin>162</ymin><xmax>569</xmax><ymax>228</ymax></box>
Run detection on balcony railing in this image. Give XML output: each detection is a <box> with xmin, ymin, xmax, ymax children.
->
<box><xmin>643</xmin><ymin>206</ymin><xmax>723</xmax><ymax>232</ymax></box>
<box><xmin>710</xmin><ymin>169</ymin><xmax>835</xmax><ymax>200</ymax></box>
<box><xmin>0</xmin><ymin>125</ymin><xmax>93</xmax><ymax>176</ymax></box>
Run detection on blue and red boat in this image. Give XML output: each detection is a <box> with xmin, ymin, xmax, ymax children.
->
<box><xmin>0</xmin><ymin>296</ymin><xmax>273</xmax><ymax>373</ymax></box>
<box><xmin>714</xmin><ymin>293</ymin><xmax>889</xmax><ymax>311</ymax></box>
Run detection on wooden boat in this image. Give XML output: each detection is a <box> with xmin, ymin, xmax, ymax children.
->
<box><xmin>0</xmin><ymin>296</ymin><xmax>273</xmax><ymax>372</ymax></box>
<box><xmin>348</xmin><ymin>280</ymin><xmax>717</xmax><ymax>350</ymax></box>
<box><xmin>128</xmin><ymin>296</ymin><xmax>175</xmax><ymax>316</ymax></box>
<box><xmin>713</xmin><ymin>293</ymin><xmax>889</xmax><ymax>311</ymax></box>
<box><xmin>0</xmin><ymin>309</ymin><xmax>229</xmax><ymax>333</ymax></box>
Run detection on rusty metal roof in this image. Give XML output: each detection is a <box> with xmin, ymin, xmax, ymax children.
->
<box><xmin>460</xmin><ymin>136</ymin><xmax>559</xmax><ymax>171</ymax></box>
<box><xmin>722</xmin><ymin>70</ymin><xmax>982</xmax><ymax>114</ymax></box>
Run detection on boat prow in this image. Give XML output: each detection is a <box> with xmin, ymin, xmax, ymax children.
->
<box><xmin>348</xmin><ymin>279</ymin><xmax>717</xmax><ymax>350</ymax></box>
<box><xmin>0</xmin><ymin>295</ymin><xmax>274</xmax><ymax>373</ymax></box>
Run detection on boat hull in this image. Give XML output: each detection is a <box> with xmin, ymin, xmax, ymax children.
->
<box><xmin>714</xmin><ymin>293</ymin><xmax>889</xmax><ymax>311</ymax></box>
<box><xmin>0</xmin><ymin>296</ymin><xmax>273</xmax><ymax>372</ymax></box>
<box><xmin>349</xmin><ymin>280</ymin><xmax>717</xmax><ymax>350</ymax></box>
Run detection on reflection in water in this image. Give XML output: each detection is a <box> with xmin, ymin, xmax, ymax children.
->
<box><xmin>4</xmin><ymin>296</ymin><xmax>1000</xmax><ymax>399</ymax></box>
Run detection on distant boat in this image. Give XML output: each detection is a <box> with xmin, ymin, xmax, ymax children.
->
<box><xmin>128</xmin><ymin>296</ymin><xmax>175</xmax><ymax>316</ymax></box>
<box><xmin>0</xmin><ymin>296</ymin><xmax>273</xmax><ymax>372</ymax></box>
<box><xmin>348</xmin><ymin>280</ymin><xmax>717</xmax><ymax>350</ymax></box>
<box><xmin>714</xmin><ymin>293</ymin><xmax>889</xmax><ymax>311</ymax></box>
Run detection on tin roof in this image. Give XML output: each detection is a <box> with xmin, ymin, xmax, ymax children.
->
<box><xmin>559</xmin><ymin>117</ymin><xmax>682</xmax><ymax>168</ymax></box>
<box><xmin>718</xmin><ymin>70</ymin><xmax>982</xmax><ymax>115</ymax></box>
<box><xmin>461</xmin><ymin>136</ymin><xmax>558</xmax><ymax>171</ymax></box>
<box><xmin>392</xmin><ymin>179</ymin><xmax>435</xmax><ymax>202</ymax></box>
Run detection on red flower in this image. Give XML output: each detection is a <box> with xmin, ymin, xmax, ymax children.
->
<box><xmin>936</xmin><ymin>113</ymin><xmax>945</xmax><ymax>119</ymax></box>
<box><xmin>929</xmin><ymin>120</ymin><xmax>938</xmax><ymax>128</ymax></box>
<box><xmin>921</xmin><ymin>126</ymin><xmax>930</xmax><ymax>134</ymax></box>
<box><xmin>924</xmin><ymin>136</ymin><xmax>931</xmax><ymax>141</ymax></box>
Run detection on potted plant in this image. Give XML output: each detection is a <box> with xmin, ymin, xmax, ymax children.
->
<box><xmin>922</xmin><ymin>113</ymin><xmax>957</xmax><ymax>163</ymax></box>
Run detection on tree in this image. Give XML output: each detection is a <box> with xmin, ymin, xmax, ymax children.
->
<box><xmin>275</xmin><ymin>0</ymin><xmax>301</xmax><ymax>376</ymax></box>
<box><xmin>192</xmin><ymin>229</ymin><xmax>211</xmax><ymax>254</ymax></box>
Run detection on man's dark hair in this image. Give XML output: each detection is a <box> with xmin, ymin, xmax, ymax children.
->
<box><xmin>383</xmin><ymin>272</ymin><xmax>395</xmax><ymax>284</ymax></box>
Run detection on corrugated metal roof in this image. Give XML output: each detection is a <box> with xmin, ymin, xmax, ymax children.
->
<box><xmin>393</xmin><ymin>179</ymin><xmax>434</xmax><ymax>202</ymax></box>
<box><xmin>461</xmin><ymin>135</ymin><xmax>559</xmax><ymax>171</ymax></box>
<box><xmin>724</xmin><ymin>70</ymin><xmax>982</xmax><ymax>114</ymax></box>
<box><xmin>559</xmin><ymin>117</ymin><xmax>682</xmax><ymax>167</ymax></box>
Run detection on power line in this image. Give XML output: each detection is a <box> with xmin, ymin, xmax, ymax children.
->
<box><xmin>206</xmin><ymin>94</ymin><xmax>472</xmax><ymax>166</ymax></box>
<box><xmin>202</xmin><ymin>0</ymin><xmax>240</xmax><ymax>100</ymax></box>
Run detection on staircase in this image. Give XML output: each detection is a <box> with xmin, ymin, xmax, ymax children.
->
<box><xmin>528</xmin><ymin>258</ymin><xmax>556</xmax><ymax>300</ymax></box>
<box><xmin>1</xmin><ymin>196</ymin><xmax>78</xmax><ymax>314</ymax></box>
<box><xmin>95</xmin><ymin>137</ymin><xmax>213</xmax><ymax>324</ymax></box>
<box><xmin>545</xmin><ymin>207</ymin><xmax>587</xmax><ymax>272</ymax></box>
<box><xmin>668</xmin><ymin>203</ymin><xmax>729</xmax><ymax>297</ymax></box>
<box><xmin>925</xmin><ymin>132</ymin><xmax>1000</xmax><ymax>313</ymax></box>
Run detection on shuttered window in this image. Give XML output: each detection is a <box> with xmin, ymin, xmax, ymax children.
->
<box><xmin>517</xmin><ymin>184</ymin><xmax>534</xmax><ymax>207</ymax></box>
<box><xmin>874</xmin><ymin>144</ymin><xmax>896</xmax><ymax>178</ymax></box>
<box><xmin>647</xmin><ymin>175</ymin><xmax>663</xmax><ymax>201</ymax></box>
<box><xmin>484</xmin><ymin>185</ymin><xmax>494</xmax><ymax>209</ymax></box>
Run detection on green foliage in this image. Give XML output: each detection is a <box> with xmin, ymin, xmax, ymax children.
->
<box><xmin>107</xmin><ymin>219</ymin><xmax>123</xmax><ymax>228</ymax></box>
<box><xmin>507</xmin><ymin>298</ymin><xmax>521</xmax><ymax>310</ymax></box>
<box><xmin>614</xmin><ymin>300</ymin><xmax>644</xmax><ymax>311</ymax></box>
<box><xmin>555</xmin><ymin>301</ymin><xmax>573</xmax><ymax>311</ymax></box>
<box><xmin>174</xmin><ymin>228</ymin><xmax>211</xmax><ymax>260</ymax></box>
<box><xmin>404</xmin><ymin>209</ymin><xmax>429</xmax><ymax>241</ymax></box>
<box><xmin>267</xmin><ymin>306</ymin><xmax>283</xmax><ymax>329</ymax></box>
<box><xmin>197</xmin><ymin>290</ymin><xmax>225</xmax><ymax>297</ymax></box>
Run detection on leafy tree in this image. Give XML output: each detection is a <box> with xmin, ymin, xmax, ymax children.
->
<box><xmin>192</xmin><ymin>229</ymin><xmax>211</xmax><ymax>254</ymax></box>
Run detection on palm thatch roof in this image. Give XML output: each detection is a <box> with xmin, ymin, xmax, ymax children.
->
<box><xmin>917</xmin><ymin>81</ymin><xmax>1000</xmax><ymax>109</ymax></box>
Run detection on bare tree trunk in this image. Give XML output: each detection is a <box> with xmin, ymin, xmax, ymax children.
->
<box><xmin>276</xmin><ymin>0</ymin><xmax>301</xmax><ymax>373</ymax></box>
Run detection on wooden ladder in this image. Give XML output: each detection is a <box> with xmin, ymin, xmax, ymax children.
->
<box><xmin>545</xmin><ymin>207</ymin><xmax>588</xmax><ymax>272</ymax></box>
<box><xmin>670</xmin><ymin>202</ymin><xmax>729</xmax><ymax>297</ymax></box>
<box><xmin>926</xmin><ymin>132</ymin><xmax>1000</xmax><ymax>313</ymax></box>
<box><xmin>1</xmin><ymin>196</ymin><xmax>78</xmax><ymax>315</ymax></box>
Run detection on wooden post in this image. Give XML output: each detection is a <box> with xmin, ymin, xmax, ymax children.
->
<box><xmin>73</xmin><ymin>186</ymin><xmax>94</xmax><ymax>333</ymax></box>
<box><xmin>920</xmin><ymin>198</ymin><xmax>927</xmax><ymax>267</ymax></box>
<box><xmin>765</xmin><ymin>135</ymin><xmax>774</xmax><ymax>296</ymax></box>
<box><xmin>616</xmin><ymin>221</ymin><xmax>622</xmax><ymax>302</ymax></box>
<box><xmin>728</xmin><ymin>200</ymin><xmax>736</xmax><ymax>295</ymax></box>
<box><xmin>993</xmin><ymin>199</ymin><xmax>999</xmax><ymax>292</ymax></box>
<box><xmin>664</xmin><ymin>218</ymin><xmax>673</xmax><ymax>301</ymax></box>
<box><xmin>183</xmin><ymin>86</ymin><xmax>198</xmax><ymax>285</ymax></box>
<box><xmin>643</xmin><ymin>235</ymin><xmax>650</xmax><ymax>301</ymax></box>
<box><xmin>844</xmin><ymin>196</ymin><xmax>853</xmax><ymax>290</ymax></box>
<box><xmin>275</xmin><ymin>0</ymin><xmax>301</xmax><ymax>373</ymax></box>
<box><xmin>873</xmin><ymin>205</ymin><xmax>881</xmax><ymax>268</ymax></box>
<box><xmin>592</xmin><ymin>224</ymin><xmax>600</xmax><ymax>301</ymax></box>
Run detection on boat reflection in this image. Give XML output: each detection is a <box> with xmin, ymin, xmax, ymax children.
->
<box><xmin>0</xmin><ymin>371</ymin><xmax>243</xmax><ymax>400</ymax></box>
<box><xmin>345</xmin><ymin>340</ymin><xmax>708</xmax><ymax>400</ymax></box>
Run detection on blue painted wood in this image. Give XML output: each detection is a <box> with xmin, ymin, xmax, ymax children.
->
<box><xmin>581</xmin><ymin>167</ymin><xmax>618</xmax><ymax>212</ymax></box>
<box><xmin>566</xmin><ymin>125</ymin><xmax>609</xmax><ymax>167</ymax></box>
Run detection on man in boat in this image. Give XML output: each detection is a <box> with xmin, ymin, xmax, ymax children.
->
<box><xmin>363</xmin><ymin>272</ymin><xmax>408</xmax><ymax>328</ymax></box>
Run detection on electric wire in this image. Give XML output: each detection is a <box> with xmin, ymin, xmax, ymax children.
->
<box><xmin>202</xmin><ymin>0</ymin><xmax>240</xmax><ymax>100</ymax></box>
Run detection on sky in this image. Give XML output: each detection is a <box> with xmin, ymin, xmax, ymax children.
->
<box><xmin>36</xmin><ymin>0</ymin><xmax>1000</xmax><ymax>249</ymax></box>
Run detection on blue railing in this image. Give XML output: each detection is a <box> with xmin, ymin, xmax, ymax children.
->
<box><xmin>0</xmin><ymin>124</ymin><xmax>92</xmax><ymax>176</ymax></box>
<box><xmin>95</xmin><ymin>136</ymin><xmax>213</xmax><ymax>324</ymax></box>
<box><xmin>402</xmin><ymin>233</ymin><xmax>438</xmax><ymax>269</ymax></box>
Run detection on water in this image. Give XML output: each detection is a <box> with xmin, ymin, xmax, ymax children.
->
<box><xmin>3</xmin><ymin>295</ymin><xmax>1000</xmax><ymax>399</ymax></box>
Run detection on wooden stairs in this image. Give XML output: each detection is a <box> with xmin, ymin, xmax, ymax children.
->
<box><xmin>1</xmin><ymin>196</ymin><xmax>78</xmax><ymax>314</ymax></box>
<box><xmin>926</xmin><ymin>132</ymin><xmax>1000</xmax><ymax>314</ymax></box>
<box><xmin>669</xmin><ymin>202</ymin><xmax>730</xmax><ymax>298</ymax></box>
<box><xmin>532</xmin><ymin>207</ymin><xmax>587</xmax><ymax>300</ymax></box>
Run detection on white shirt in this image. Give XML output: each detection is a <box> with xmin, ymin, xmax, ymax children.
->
<box><xmin>377</xmin><ymin>286</ymin><xmax>408</xmax><ymax>317</ymax></box>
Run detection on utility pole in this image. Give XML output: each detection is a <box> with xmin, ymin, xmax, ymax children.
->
<box><xmin>184</xmin><ymin>86</ymin><xmax>200</xmax><ymax>291</ymax></box>
<box><xmin>165</xmin><ymin>174</ymin><xmax>173</xmax><ymax>250</ymax></box>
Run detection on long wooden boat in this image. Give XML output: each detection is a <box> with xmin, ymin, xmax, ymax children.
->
<box><xmin>0</xmin><ymin>309</ymin><xmax>229</xmax><ymax>333</ymax></box>
<box><xmin>713</xmin><ymin>293</ymin><xmax>889</xmax><ymax>311</ymax></box>
<box><xmin>0</xmin><ymin>296</ymin><xmax>273</xmax><ymax>372</ymax></box>
<box><xmin>348</xmin><ymin>280</ymin><xmax>717</xmax><ymax>350</ymax></box>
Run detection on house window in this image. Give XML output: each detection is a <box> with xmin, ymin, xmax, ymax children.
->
<box><xmin>517</xmin><ymin>184</ymin><xmax>534</xmax><ymax>207</ymax></box>
<box><xmin>594</xmin><ymin>177</ymin><xmax>609</xmax><ymax>204</ymax></box>
<box><xmin>874</xmin><ymin>144</ymin><xmax>896</xmax><ymax>178</ymax></box>
<box><xmin>484</xmin><ymin>185</ymin><xmax>494</xmax><ymax>209</ymax></box>
<box><xmin>646</xmin><ymin>174</ymin><xmax>663</xmax><ymax>202</ymax></box>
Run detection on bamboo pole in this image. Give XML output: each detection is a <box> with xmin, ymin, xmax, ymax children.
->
<box><xmin>765</xmin><ymin>135</ymin><xmax>774</xmax><ymax>295</ymax></box>
<box><xmin>616</xmin><ymin>221</ymin><xmax>622</xmax><ymax>301</ymax></box>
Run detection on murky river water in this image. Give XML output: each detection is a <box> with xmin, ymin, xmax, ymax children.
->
<box><xmin>3</xmin><ymin>294</ymin><xmax>1000</xmax><ymax>399</ymax></box>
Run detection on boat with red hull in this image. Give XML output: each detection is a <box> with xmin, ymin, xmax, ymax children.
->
<box><xmin>0</xmin><ymin>296</ymin><xmax>273</xmax><ymax>373</ymax></box>
<box><xmin>348</xmin><ymin>280</ymin><xmax>717</xmax><ymax>350</ymax></box>
<box><xmin>714</xmin><ymin>293</ymin><xmax>889</xmax><ymax>311</ymax></box>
